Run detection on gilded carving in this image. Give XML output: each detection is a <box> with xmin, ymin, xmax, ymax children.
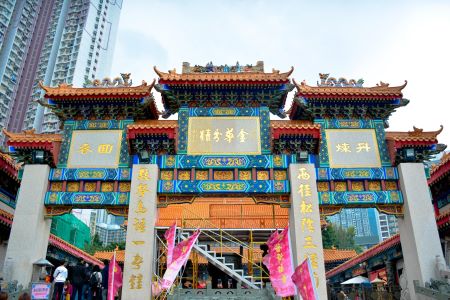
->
<box><xmin>368</xmin><ymin>181</ymin><xmax>381</xmax><ymax>191</ymax></box>
<box><xmin>50</xmin><ymin>182</ymin><xmax>63</xmax><ymax>192</ymax></box>
<box><xmin>204</xmin><ymin>157</ymin><xmax>246</xmax><ymax>167</ymax></box>
<box><xmin>160</xmin><ymin>170</ymin><xmax>174</xmax><ymax>180</ymax></box>
<box><xmin>67</xmin><ymin>182</ymin><xmax>80</xmax><ymax>192</ymax></box>
<box><xmin>351</xmin><ymin>181</ymin><xmax>364</xmax><ymax>192</ymax></box>
<box><xmin>389</xmin><ymin>191</ymin><xmax>400</xmax><ymax>202</ymax></box>
<box><xmin>166</xmin><ymin>156</ymin><xmax>176</xmax><ymax>167</ymax></box>
<box><xmin>214</xmin><ymin>171</ymin><xmax>233</xmax><ymax>180</ymax></box>
<box><xmin>163</xmin><ymin>181</ymin><xmax>174</xmax><ymax>191</ymax></box>
<box><xmin>202</xmin><ymin>182</ymin><xmax>245</xmax><ymax>191</ymax></box>
<box><xmin>178</xmin><ymin>171</ymin><xmax>191</xmax><ymax>181</ymax></box>
<box><xmin>195</xmin><ymin>170</ymin><xmax>208</xmax><ymax>180</ymax></box>
<box><xmin>101</xmin><ymin>182</ymin><xmax>114</xmax><ymax>192</ymax></box>
<box><xmin>84</xmin><ymin>182</ymin><xmax>97</xmax><ymax>192</ymax></box>
<box><xmin>118</xmin><ymin>193</ymin><xmax>128</xmax><ymax>204</ymax></box>
<box><xmin>45</xmin><ymin>206</ymin><xmax>72</xmax><ymax>217</ymax></box>
<box><xmin>257</xmin><ymin>171</ymin><xmax>269</xmax><ymax>180</ymax></box>
<box><xmin>273</xmin><ymin>155</ymin><xmax>283</xmax><ymax>167</ymax></box>
<box><xmin>274</xmin><ymin>170</ymin><xmax>287</xmax><ymax>181</ymax></box>
<box><xmin>376</xmin><ymin>205</ymin><xmax>403</xmax><ymax>216</ymax></box>
<box><xmin>317</xmin><ymin>182</ymin><xmax>329</xmax><ymax>192</ymax></box>
<box><xmin>334</xmin><ymin>181</ymin><xmax>347</xmax><ymax>192</ymax></box>
<box><xmin>239</xmin><ymin>170</ymin><xmax>252</xmax><ymax>180</ymax></box>
<box><xmin>385</xmin><ymin>181</ymin><xmax>398</xmax><ymax>190</ymax></box>
<box><xmin>119</xmin><ymin>182</ymin><xmax>131</xmax><ymax>192</ymax></box>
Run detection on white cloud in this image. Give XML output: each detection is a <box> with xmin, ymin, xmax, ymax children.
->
<box><xmin>111</xmin><ymin>0</ymin><xmax>450</xmax><ymax>145</ymax></box>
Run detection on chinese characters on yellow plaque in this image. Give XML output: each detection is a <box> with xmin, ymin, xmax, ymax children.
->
<box><xmin>288</xmin><ymin>164</ymin><xmax>327</xmax><ymax>299</ymax></box>
<box><xmin>122</xmin><ymin>165</ymin><xmax>158</xmax><ymax>299</ymax></box>
<box><xmin>67</xmin><ymin>130</ymin><xmax>123</xmax><ymax>168</ymax></box>
<box><xmin>325</xmin><ymin>129</ymin><xmax>381</xmax><ymax>168</ymax></box>
<box><xmin>187</xmin><ymin>117</ymin><xmax>261</xmax><ymax>155</ymax></box>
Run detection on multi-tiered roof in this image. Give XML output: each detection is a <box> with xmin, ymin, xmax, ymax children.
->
<box><xmin>155</xmin><ymin>61</ymin><xmax>294</xmax><ymax>118</ymax></box>
<box><xmin>38</xmin><ymin>73</ymin><xmax>159</xmax><ymax>121</ymax></box>
<box><xmin>289</xmin><ymin>73</ymin><xmax>409</xmax><ymax>120</ymax></box>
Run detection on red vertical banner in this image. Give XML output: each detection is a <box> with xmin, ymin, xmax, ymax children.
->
<box><xmin>292</xmin><ymin>258</ymin><xmax>318</xmax><ymax>300</ymax></box>
<box><xmin>160</xmin><ymin>230</ymin><xmax>201</xmax><ymax>290</ymax></box>
<box><xmin>164</xmin><ymin>222</ymin><xmax>177</xmax><ymax>266</ymax></box>
<box><xmin>107</xmin><ymin>252</ymin><xmax>123</xmax><ymax>300</ymax></box>
<box><xmin>264</xmin><ymin>227</ymin><xmax>296</xmax><ymax>297</ymax></box>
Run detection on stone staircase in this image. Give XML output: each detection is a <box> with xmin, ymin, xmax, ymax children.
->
<box><xmin>180</xmin><ymin>232</ymin><xmax>263</xmax><ymax>290</ymax></box>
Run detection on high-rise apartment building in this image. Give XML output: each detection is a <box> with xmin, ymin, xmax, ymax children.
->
<box><xmin>0</xmin><ymin>0</ymin><xmax>122</xmax><ymax>143</ymax></box>
<box><xmin>378</xmin><ymin>213</ymin><xmax>399</xmax><ymax>241</ymax></box>
<box><xmin>0</xmin><ymin>0</ymin><xmax>42</xmax><ymax>143</ymax></box>
<box><xmin>328</xmin><ymin>208</ymin><xmax>381</xmax><ymax>249</ymax></box>
<box><xmin>96</xmin><ymin>209</ymin><xmax>125</xmax><ymax>226</ymax></box>
<box><xmin>95</xmin><ymin>223</ymin><xmax>126</xmax><ymax>246</ymax></box>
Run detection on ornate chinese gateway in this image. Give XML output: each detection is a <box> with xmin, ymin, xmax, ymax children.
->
<box><xmin>2</xmin><ymin>62</ymin><xmax>446</xmax><ymax>299</ymax></box>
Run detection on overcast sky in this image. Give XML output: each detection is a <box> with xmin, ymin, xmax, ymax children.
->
<box><xmin>111</xmin><ymin>0</ymin><xmax>450</xmax><ymax>146</ymax></box>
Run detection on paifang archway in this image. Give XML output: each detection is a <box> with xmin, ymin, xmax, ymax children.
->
<box><xmin>3</xmin><ymin>63</ymin><xmax>445</xmax><ymax>299</ymax></box>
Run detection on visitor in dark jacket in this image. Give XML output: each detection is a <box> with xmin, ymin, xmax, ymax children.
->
<box><xmin>71</xmin><ymin>260</ymin><xmax>86</xmax><ymax>300</ymax></box>
<box><xmin>100</xmin><ymin>262</ymin><xmax>109</xmax><ymax>300</ymax></box>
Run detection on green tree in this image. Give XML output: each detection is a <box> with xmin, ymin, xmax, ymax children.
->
<box><xmin>322</xmin><ymin>221</ymin><xmax>361</xmax><ymax>252</ymax></box>
<box><xmin>85</xmin><ymin>234</ymin><xmax>126</xmax><ymax>255</ymax></box>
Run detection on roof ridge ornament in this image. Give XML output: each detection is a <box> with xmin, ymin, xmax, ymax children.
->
<box><xmin>83</xmin><ymin>73</ymin><xmax>133</xmax><ymax>88</ymax></box>
<box><xmin>317</xmin><ymin>73</ymin><xmax>364</xmax><ymax>87</ymax></box>
<box><xmin>408</xmin><ymin>125</ymin><xmax>443</xmax><ymax>137</ymax></box>
<box><xmin>179</xmin><ymin>61</ymin><xmax>265</xmax><ymax>74</ymax></box>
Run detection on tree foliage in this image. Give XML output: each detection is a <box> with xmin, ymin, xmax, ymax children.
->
<box><xmin>85</xmin><ymin>233</ymin><xmax>126</xmax><ymax>255</ymax></box>
<box><xmin>322</xmin><ymin>221</ymin><xmax>362</xmax><ymax>252</ymax></box>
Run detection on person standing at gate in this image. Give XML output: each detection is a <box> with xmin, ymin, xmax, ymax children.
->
<box><xmin>71</xmin><ymin>260</ymin><xmax>86</xmax><ymax>300</ymax></box>
<box><xmin>100</xmin><ymin>261</ymin><xmax>109</xmax><ymax>300</ymax></box>
<box><xmin>53</xmin><ymin>260</ymin><xmax>69</xmax><ymax>300</ymax></box>
<box><xmin>89</xmin><ymin>265</ymin><xmax>102</xmax><ymax>300</ymax></box>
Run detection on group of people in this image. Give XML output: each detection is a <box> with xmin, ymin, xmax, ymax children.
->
<box><xmin>0</xmin><ymin>291</ymin><xmax>31</xmax><ymax>300</ymax></box>
<box><xmin>52</xmin><ymin>260</ymin><xmax>109</xmax><ymax>300</ymax></box>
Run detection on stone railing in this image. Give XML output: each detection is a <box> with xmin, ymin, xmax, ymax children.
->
<box><xmin>414</xmin><ymin>279</ymin><xmax>450</xmax><ymax>300</ymax></box>
<box><xmin>168</xmin><ymin>282</ymin><xmax>280</xmax><ymax>300</ymax></box>
<box><xmin>3</xmin><ymin>281</ymin><xmax>31</xmax><ymax>300</ymax></box>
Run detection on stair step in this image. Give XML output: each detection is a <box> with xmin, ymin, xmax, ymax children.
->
<box><xmin>191</xmin><ymin>238</ymin><xmax>260</xmax><ymax>289</ymax></box>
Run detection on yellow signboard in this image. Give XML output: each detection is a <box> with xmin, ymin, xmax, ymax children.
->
<box><xmin>187</xmin><ymin>117</ymin><xmax>261</xmax><ymax>155</ymax></box>
<box><xmin>67</xmin><ymin>130</ymin><xmax>122</xmax><ymax>168</ymax></box>
<box><xmin>325</xmin><ymin>129</ymin><xmax>381</xmax><ymax>168</ymax></box>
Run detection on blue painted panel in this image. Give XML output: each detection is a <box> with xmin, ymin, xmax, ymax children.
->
<box><xmin>318</xmin><ymin>191</ymin><xmax>403</xmax><ymax>205</ymax></box>
<box><xmin>158</xmin><ymin>154</ymin><xmax>292</xmax><ymax>169</ymax></box>
<box><xmin>158</xmin><ymin>180</ymin><xmax>290</xmax><ymax>194</ymax></box>
<box><xmin>49</xmin><ymin>168</ymin><xmax>132</xmax><ymax>181</ymax></box>
<box><xmin>45</xmin><ymin>192</ymin><xmax>129</xmax><ymax>206</ymax></box>
<box><xmin>316</xmin><ymin>167</ymin><xmax>398</xmax><ymax>180</ymax></box>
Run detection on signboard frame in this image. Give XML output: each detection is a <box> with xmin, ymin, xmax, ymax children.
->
<box><xmin>187</xmin><ymin>116</ymin><xmax>262</xmax><ymax>155</ymax></box>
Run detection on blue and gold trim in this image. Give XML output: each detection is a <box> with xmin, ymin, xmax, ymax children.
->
<box><xmin>158</xmin><ymin>154</ymin><xmax>293</xmax><ymax>169</ymax></box>
<box><xmin>49</xmin><ymin>168</ymin><xmax>131</xmax><ymax>181</ymax></box>
<box><xmin>45</xmin><ymin>192</ymin><xmax>130</xmax><ymax>206</ymax></box>
<box><xmin>319</xmin><ymin>190</ymin><xmax>403</xmax><ymax>205</ymax></box>
<box><xmin>316</xmin><ymin>167</ymin><xmax>398</xmax><ymax>180</ymax></box>
<box><xmin>158</xmin><ymin>180</ymin><xmax>289</xmax><ymax>194</ymax></box>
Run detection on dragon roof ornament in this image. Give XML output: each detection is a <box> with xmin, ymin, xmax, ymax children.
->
<box><xmin>318</xmin><ymin>73</ymin><xmax>364</xmax><ymax>87</ymax></box>
<box><xmin>385</xmin><ymin>125</ymin><xmax>443</xmax><ymax>142</ymax></box>
<box><xmin>83</xmin><ymin>73</ymin><xmax>133</xmax><ymax>88</ymax></box>
<box><xmin>182</xmin><ymin>61</ymin><xmax>265</xmax><ymax>73</ymax></box>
